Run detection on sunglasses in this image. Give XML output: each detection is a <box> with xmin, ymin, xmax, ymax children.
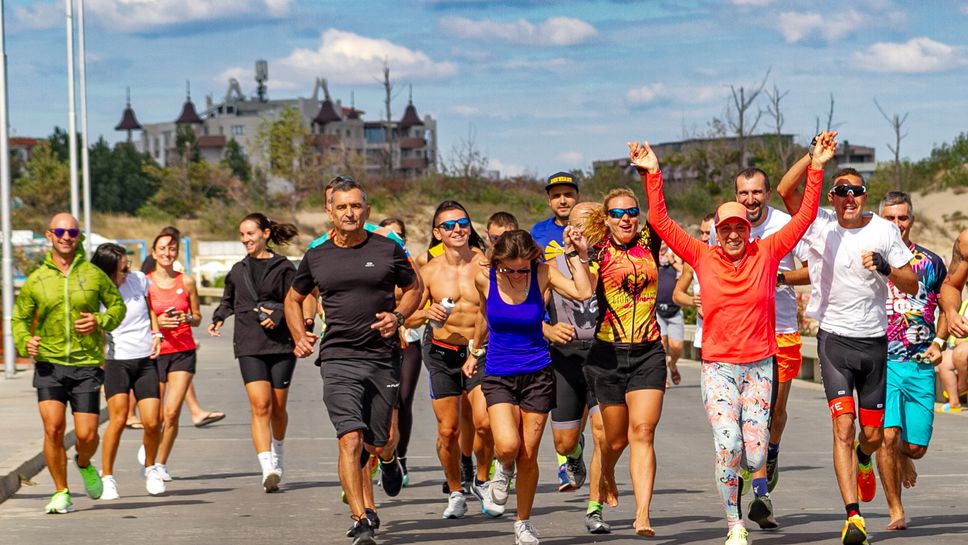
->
<box><xmin>497</xmin><ymin>267</ymin><xmax>530</xmax><ymax>274</ymax></box>
<box><xmin>50</xmin><ymin>228</ymin><xmax>80</xmax><ymax>239</ymax></box>
<box><xmin>830</xmin><ymin>184</ymin><xmax>867</xmax><ymax>197</ymax></box>
<box><xmin>607</xmin><ymin>207</ymin><xmax>640</xmax><ymax>219</ymax></box>
<box><xmin>436</xmin><ymin>218</ymin><xmax>471</xmax><ymax>231</ymax></box>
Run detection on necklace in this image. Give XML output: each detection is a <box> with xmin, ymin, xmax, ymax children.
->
<box><xmin>506</xmin><ymin>274</ymin><xmax>529</xmax><ymax>294</ymax></box>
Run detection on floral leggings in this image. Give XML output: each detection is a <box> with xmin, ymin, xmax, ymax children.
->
<box><xmin>700</xmin><ymin>358</ymin><xmax>774</xmax><ymax>526</ymax></box>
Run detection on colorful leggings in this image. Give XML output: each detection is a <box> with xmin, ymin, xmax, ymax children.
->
<box><xmin>700</xmin><ymin>358</ymin><xmax>774</xmax><ymax>526</ymax></box>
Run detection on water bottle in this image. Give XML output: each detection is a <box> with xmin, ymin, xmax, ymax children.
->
<box><xmin>430</xmin><ymin>297</ymin><xmax>455</xmax><ymax>329</ymax></box>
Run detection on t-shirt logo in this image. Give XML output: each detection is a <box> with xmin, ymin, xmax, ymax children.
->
<box><xmin>543</xmin><ymin>240</ymin><xmax>566</xmax><ymax>262</ymax></box>
<box><xmin>364</xmin><ymin>262</ymin><xmax>375</xmax><ymax>268</ymax></box>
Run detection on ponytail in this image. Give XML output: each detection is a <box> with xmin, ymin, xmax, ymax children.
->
<box><xmin>241</xmin><ymin>212</ymin><xmax>298</xmax><ymax>247</ymax></box>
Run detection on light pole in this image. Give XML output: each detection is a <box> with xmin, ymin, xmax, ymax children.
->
<box><xmin>78</xmin><ymin>0</ymin><xmax>91</xmax><ymax>251</ymax></box>
<box><xmin>1</xmin><ymin>1</ymin><xmax>17</xmax><ymax>377</ymax></box>
<box><xmin>65</xmin><ymin>0</ymin><xmax>79</xmax><ymax>219</ymax></box>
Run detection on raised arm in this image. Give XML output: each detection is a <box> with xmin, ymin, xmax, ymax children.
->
<box><xmin>777</xmin><ymin>153</ymin><xmax>810</xmax><ymax>215</ymax></box>
<box><xmin>672</xmin><ymin>266</ymin><xmax>696</xmax><ymax>308</ymax></box>
<box><xmin>629</xmin><ymin>140</ymin><xmax>704</xmax><ymax>267</ymax></box>
<box><xmin>941</xmin><ymin>229</ymin><xmax>968</xmax><ymax>337</ymax></box>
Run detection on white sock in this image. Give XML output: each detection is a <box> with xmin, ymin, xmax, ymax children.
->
<box><xmin>257</xmin><ymin>451</ymin><xmax>274</xmax><ymax>476</ymax></box>
<box><xmin>271</xmin><ymin>438</ymin><xmax>284</xmax><ymax>459</ymax></box>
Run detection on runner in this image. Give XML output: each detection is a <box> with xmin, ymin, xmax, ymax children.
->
<box><xmin>148</xmin><ymin>228</ymin><xmax>204</xmax><ymax>482</ymax></box>
<box><xmin>486</xmin><ymin>212</ymin><xmax>519</xmax><ymax>246</ymax></box>
<box><xmin>708</xmin><ymin>166</ymin><xmax>813</xmax><ymax>529</ymax></box>
<box><xmin>673</xmin><ymin>214</ymin><xmax>715</xmax><ymax>361</ymax></box>
<box><xmin>209</xmin><ymin>213</ymin><xmax>314</xmax><ymax>492</ymax></box>
<box><xmin>656</xmin><ymin>242</ymin><xmax>684</xmax><ymax>386</ymax></box>
<box><xmin>285</xmin><ymin>177</ymin><xmax>420</xmax><ymax>545</ymax></box>
<box><xmin>873</xmin><ymin>192</ymin><xmax>947</xmax><ymax>531</ymax></box>
<box><xmin>12</xmin><ymin>213</ymin><xmax>125</xmax><ymax>513</ymax></box>
<box><xmin>404</xmin><ymin>201</ymin><xmax>492</xmax><ymax>519</ymax></box>
<box><xmin>777</xmin><ymin>132</ymin><xmax>919</xmax><ymax>545</ymax></box>
<box><xmin>632</xmin><ymin>133</ymin><xmax>830</xmax><ymax>545</ymax></box>
<box><xmin>464</xmin><ymin>228</ymin><xmax>592</xmax><ymax>545</ymax></box>
<box><xmin>531</xmin><ymin>171</ymin><xmax>578</xmax><ymax>261</ymax></box>
<box><xmin>91</xmin><ymin>243</ymin><xmax>165</xmax><ymax>499</ymax></box>
<box><xmin>940</xmin><ymin>227</ymin><xmax>968</xmax><ymax>339</ymax></box>
<box><xmin>937</xmin><ymin>299</ymin><xmax>968</xmax><ymax>412</ymax></box>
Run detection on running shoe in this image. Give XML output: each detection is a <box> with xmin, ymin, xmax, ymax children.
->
<box><xmin>442</xmin><ymin>490</ymin><xmax>468</xmax><ymax>519</ymax></box>
<box><xmin>347</xmin><ymin>517</ymin><xmax>377</xmax><ymax>545</ymax></box>
<box><xmin>345</xmin><ymin>510</ymin><xmax>380</xmax><ymax>537</ymax></box>
<box><xmin>262</xmin><ymin>468</ymin><xmax>282</xmax><ymax>493</ymax></box>
<box><xmin>855</xmin><ymin>442</ymin><xmax>876</xmax><ymax>502</ymax></box>
<box><xmin>748</xmin><ymin>496</ymin><xmax>779</xmax><ymax>529</ymax></box>
<box><xmin>936</xmin><ymin>403</ymin><xmax>962</xmax><ymax>413</ymax></box>
<box><xmin>44</xmin><ymin>490</ymin><xmax>74</xmax><ymax>514</ymax></box>
<box><xmin>271</xmin><ymin>448</ymin><xmax>284</xmax><ymax>479</ymax></box>
<box><xmin>480</xmin><ymin>482</ymin><xmax>506</xmax><ymax>517</ymax></box>
<box><xmin>460</xmin><ymin>457</ymin><xmax>475</xmax><ymax>491</ymax></box>
<box><xmin>368</xmin><ymin>454</ymin><xmax>379</xmax><ymax>481</ymax></box>
<box><xmin>470</xmin><ymin>479</ymin><xmax>486</xmax><ymax>502</ymax></box>
<box><xmin>145</xmin><ymin>466</ymin><xmax>166</xmax><ymax>495</ymax></box>
<box><xmin>841</xmin><ymin>514</ymin><xmax>869</xmax><ymax>545</ymax></box>
<box><xmin>584</xmin><ymin>510</ymin><xmax>611</xmax><ymax>534</ymax></box>
<box><xmin>766</xmin><ymin>455</ymin><xmax>780</xmax><ymax>493</ymax></box>
<box><xmin>489</xmin><ymin>459</ymin><xmax>497</xmax><ymax>480</ymax></box>
<box><xmin>557</xmin><ymin>463</ymin><xmax>573</xmax><ymax>492</ymax></box>
<box><xmin>379</xmin><ymin>456</ymin><xmax>404</xmax><ymax>497</ymax></box>
<box><xmin>514</xmin><ymin>519</ymin><xmax>540</xmax><ymax>545</ymax></box>
<box><xmin>564</xmin><ymin>451</ymin><xmax>587</xmax><ymax>490</ymax></box>
<box><xmin>724</xmin><ymin>525</ymin><xmax>748</xmax><ymax>545</ymax></box>
<box><xmin>137</xmin><ymin>444</ymin><xmax>146</xmax><ymax>466</ymax></box>
<box><xmin>154</xmin><ymin>463</ymin><xmax>173</xmax><ymax>482</ymax></box>
<box><xmin>75</xmin><ymin>455</ymin><xmax>103</xmax><ymax>499</ymax></box>
<box><xmin>100</xmin><ymin>475</ymin><xmax>120</xmax><ymax>500</ymax></box>
<box><xmin>490</xmin><ymin>463</ymin><xmax>514</xmax><ymax>506</ymax></box>
<box><xmin>399</xmin><ymin>456</ymin><xmax>409</xmax><ymax>488</ymax></box>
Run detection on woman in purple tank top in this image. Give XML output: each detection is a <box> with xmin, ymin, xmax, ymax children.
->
<box><xmin>463</xmin><ymin>229</ymin><xmax>592</xmax><ymax>543</ymax></box>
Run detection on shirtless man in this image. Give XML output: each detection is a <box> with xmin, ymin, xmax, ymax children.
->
<box><xmin>405</xmin><ymin>201</ymin><xmax>493</xmax><ymax>518</ymax></box>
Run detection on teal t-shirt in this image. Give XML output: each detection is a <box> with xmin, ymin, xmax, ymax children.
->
<box><xmin>308</xmin><ymin>223</ymin><xmax>409</xmax><ymax>257</ymax></box>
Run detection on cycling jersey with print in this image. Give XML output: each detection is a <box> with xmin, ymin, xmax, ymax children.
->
<box><xmin>590</xmin><ymin>225</ymin><xmax>662</xmax><ymax>344</ymax></box>
<box><xmin>886</xmin><ymin>243</ymin><xmax>946</xmax><ymax>360</ymax></box>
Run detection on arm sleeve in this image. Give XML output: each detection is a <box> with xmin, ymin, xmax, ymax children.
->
<box><xmin>211</xmin><ymin>268</ymin><xmax>237</xmax><ymax>323</ymax></box>
<box><xmin>97</xmin><ymin>277</ymin><xmax>127</xmax><ymax>331</ymax></box>
<box><xmin>393</xmin><ymin>243</ymin><xmax>417</xmax><ymax>288</ymax></box>
<box><xmin>765</xmin><ymin>167</ymin><xmax>823</xmax><ymax>259</ymax></box>
<box><xmin>11</xmin><ymin>279</ymin><xmax>37</xmax><ymax>356</ymax></box>
<box><xmin>290</xmin><ymin>255</ymin><xmax>316</xmax><ymax>296</ymax></box>
<box><xmin>642</xmin><ymin>170</ymin><xmax>704</xmax><ymax>268</ymax></box>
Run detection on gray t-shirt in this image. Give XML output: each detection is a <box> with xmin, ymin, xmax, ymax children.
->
<box><xmin>547</xmin><ymin>253</ymin><xmax>598</xmax><ymax>341</ymax></box>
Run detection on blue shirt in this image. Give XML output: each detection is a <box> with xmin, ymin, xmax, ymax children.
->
<box><xmin>530</xmin><ymin>216</ymin><xmax>566</xmax><ymax>262</ymax></box>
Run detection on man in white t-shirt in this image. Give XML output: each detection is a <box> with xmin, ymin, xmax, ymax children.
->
<box><xmin>673</xmin><ymin>214</ymin><xmax>714</xmax><ymax>357</ymax></box>
<box><xmin>778</xmin><ymin>139</ymin><xmax>918</xmax><ymax>545</ymax></box>
<box><xmin>709</xmin><ymin>167</ymin><xmax>811</xmax><ymax>529</ymax></box>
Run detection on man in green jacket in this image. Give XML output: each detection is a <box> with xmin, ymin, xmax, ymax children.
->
<box><xmin>12</xmin><ymin>213</ymin><xmax>126</xmax><ymax>514</ymax></box>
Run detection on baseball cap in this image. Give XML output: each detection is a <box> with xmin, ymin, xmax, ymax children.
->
<box><xmin>545</xmin><ymin>171</ymin><xmax>579</xmax><ymax>193</ymax></box>
<box><xmin>714</xmin><ymin>202</ymin><xmax>751</xmax><ymax>228</ymax></box>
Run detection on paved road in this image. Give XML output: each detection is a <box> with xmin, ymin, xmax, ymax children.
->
<box><xmin>2</xmin><ymin>306</ymin><xmax>967</xmax><ymax>544</ymax></box>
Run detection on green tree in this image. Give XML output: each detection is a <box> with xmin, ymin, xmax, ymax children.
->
<box><xmin>221</xmin><ymin>138</ymin><xmax>251</xmax><ymax>182</ymax></box>
<box><xmin>254</xmin><ymin>106</ymin><xmax>327</xmax><ymax>220</ymax></box>
<box><xmin>175</xmin><ymin>124</ymin><xmax>201</xmax><ymax>163</ymax></box>
<box><xmin>13</xmin><ymin>142</ymin><xmax>71</xmax><ymax>228</ymax></box>
<box><xmin>90</xmin><ymin>139</ymin><xmax>159</xmax><ymax>213</ymax></box>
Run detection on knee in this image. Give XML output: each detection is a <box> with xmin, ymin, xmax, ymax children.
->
<box><xmin>339</xmin><ymin>432</ymin><xmax>364</xmax><ymax>454</ymax></box>
<box><xmin>553</xmin><ymin>432</ymin><xmax>579</xmax><ymax>454</ymax></box>
<box><xmin>881</xmin><ymin>429</ymin><xmax>901</xmax><ymax>449</ymax></box>
<box><xmin>43</xmin><ymin>421</ymin><xmax>67</xmax><ymax>441</ymax></box>
<box><xmin>141</xmin><ymin>419</ymin><xmax>161</xmax><ymax>435</ymax></box>
<box><xmin>75</xmin><ymin>428</ymin><xmax>98</xmax><ymax>446</ymax></box>
<box><xmin>908</xmin><ymin>445</ymin><xmax>928</xmax><ymax>460</ymax></box>
<box><xmin>437</xmin><ymin>425</ymin><xmax>460</xmax><ymax>446</ymax></box>
<box><xmin>629</xmin><ymin>421</ymin><xmax>656</xmax><ymax>445</ymax></box>
<box><xmin>832</xmin><ymin>419</ymin><xmax>855</xmax><ymax>445</ymax></box>
<box><xmin>606</xmin><ymin>436</ymin><xmax>628</xmax><ymax>454</ymax></box>
<box><xmin>251</xmin><ymin>400</ymin><xmax>271</xmax><ymax>418</ymax></box>
<box><xmin>493</xmin><ymin>443</ymin><xmax>518</xmax><ymax>462</ymax></box>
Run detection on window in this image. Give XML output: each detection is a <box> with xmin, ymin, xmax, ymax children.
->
<box><xmin>364</xmin><ymin>127</ymin><xmax>385</xmax><ymax>143</ymax></box>
<box><xmin>232</xmin><ymin>125</ymin><xmax>245</xmax><ymax>136</ymax></box>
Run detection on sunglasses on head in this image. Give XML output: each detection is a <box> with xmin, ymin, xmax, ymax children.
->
<box><xmin>50</xmin><ymin>228</ymin><xmax>80</xmax><ymax>239</ymax></box>
<box><xmin>497</xmin><ymin>267</ymin><xmax>530</xmax><ymax>274</ymax></box>
<box><xmin>830</xmin><ymin>184</ymin><xmax>867</xmax><ymax>197</ymax></box>
<box><xmin>436</xmin><ymin>218</ymin><xmax>470</xmax><ymax>231</ymax></box>
<box><xmin>607</xmin><ymin>207</ymin><xmax>640</xmax><ymax>219</ymax></box>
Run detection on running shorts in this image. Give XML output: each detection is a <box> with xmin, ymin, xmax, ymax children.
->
<box><xmin>239</xmin><ymin>353</ymin><xmax>297</xmax><ymax>389</ymax></box>
<box><xmin>423</xmin><ymin>338</ymin><xmax>481</xmax><ymax>399</ymax></box>
<box><xmin>775</xmin><ymin>332</ymin><xmax>803</xmax><ymax>383</ymax></box>
<box><xmin>884</xmin><ymin>358</ymin><xmax>935</xmax><ymax>447</ymax></box>
<box><xmin>550</xmin><ymin>341</ymin><xmax>597</xmax><ymax>427</ymax></box>
<box><xmin>584</xmin><ymin>340</ymin><xmax>667</xmax><ymax>405</ymax></box>
<box><xmin>321</xmin><ymin>359</ymin><xmax>399</xmax><ymax>447</ymax></box>
<box><xmin>482</xmin><ymin>365</ymin><xmax>556</xmax><ymax>413</ymax></box>
<box><xmin>104</xmin><ymin>357</ymin><xmax>160</xmax><ymax>400</ymax></box>
<box><xmin>817</xmin><ymin>330</ymin><xmax>887</xmax><ymax>427</ymax></box>
<box><xmin>657</xmin><ymin>310</ymin><xmax>685</xmax><ymax>342</ymax></box>
<box><xmin>34</xmin><ymin>361</ymin><xmax>102</xmax><ymax>414</ymax></box>
<box><xmin>156</xmin><ymin>350</ymin><xmax>197</xmax><ymax>383</ymax></box>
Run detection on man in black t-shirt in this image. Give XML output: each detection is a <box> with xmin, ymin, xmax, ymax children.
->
<box><xmin>285</xmin><ymin>178</ymin><xmax>420</xmax><ymax>543</ymax></box>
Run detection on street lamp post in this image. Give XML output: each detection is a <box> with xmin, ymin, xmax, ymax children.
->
<box><xmin>1</xmin><ymin>1</ymin><xmax>17</xmax><ymax>377</ymax></box>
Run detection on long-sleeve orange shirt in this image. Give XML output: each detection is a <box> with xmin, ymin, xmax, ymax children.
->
<box><xmin>643</xmin><ymin>168</ymin><xmax>823</xmax><ymax>363</ymax></box>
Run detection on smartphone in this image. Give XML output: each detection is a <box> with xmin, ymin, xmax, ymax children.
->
<box><xmin>165</xmin><ymin>306</ymin><xmax>177</xmax><ymax>317</ymax></box>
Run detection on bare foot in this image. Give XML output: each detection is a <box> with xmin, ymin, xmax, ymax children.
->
<box><xmin>900</xmin><ymin>457</ymin><xmax>918</xmax><ymax>488</ymax></box>
<box><xmin>886</xmin><ymin>517</ymin><xmax>907</xmax><ymax>530</ymax></box>
<box><xmin>603</xmin><ymin>470</ymin><xmax>619</xmax><ymax>507</ymax></box>
<box><xmin>634</xmin><ymin>518</ymin><xmax>656</xmax><ymax>537</ymax></box>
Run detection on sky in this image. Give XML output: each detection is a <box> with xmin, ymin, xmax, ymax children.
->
<box><xmin>4</xmin><ymin>0</ymin><xmax>968</xmax><ymax>178</ymax></box>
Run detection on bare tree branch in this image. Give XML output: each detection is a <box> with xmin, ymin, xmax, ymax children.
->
<box><xmin>726</xmin><ymin>68</ymin><xmax>771</xmax><ymax>169</ymax></box>
<box><xmin>873</xmin><ymin>97</ymin><xmax>908</xmax><ymax>190</ymax></box>
<box><xmin>765</xmin><ymin>83</ymin><xmax>791</xmax><ymax>170</ymax></box>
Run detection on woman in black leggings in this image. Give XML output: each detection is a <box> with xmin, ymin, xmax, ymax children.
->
<box><xmin>380</xmin><ymin>218</ymin><xmax>422</xmax><ymax>485</ymax></box>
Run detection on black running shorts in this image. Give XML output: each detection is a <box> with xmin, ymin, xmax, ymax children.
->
<box><xmin>34</xmin><ymin>361</ymin><xmax>102</xmax><ymax>414</ymax></box>
<box><xmin>550</xmin><ymin>342</ymin><xmax>597</xmax><ymax>426</ymax></box>
<box><xmin>156</xmin><ymin>350</ymin><xmax>196</xmax><ymax>383</ymax></box>
<box><xmin>482</xmin><ymin>365</ymin><xmax>556</xmax><ymax>413</ymax></box>
<box><xmin>321</xmin><ymin>359</ymin><xmax>399</xmax><ymax>447</ymax></box>
<box><xmin>104</xmin><ymin>357</ymin><xmax>160</xmax><ymax>400</ymax></box>
<box><xmin>239</xmin><ymin>353</ymin><xmax>297</xmax><ymax>389</ymax></box>
<box><xmin>583</xmin><ymin>340</ymin><xmax>667</xmax><ymax>405</ymax></box>
<box><xmin>817</xmin><ymin>330</ymin><xmax>887</xmax><ymax>427</ymax></box>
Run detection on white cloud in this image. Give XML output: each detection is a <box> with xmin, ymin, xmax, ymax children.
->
<box><xmin>626</xmin><ymin>83</ymin><xmax>668</xmax><ymax>105</ymax></box>
<box><xmin>962</xmin><ymin>3</ymin><xmax>968</xmax><ymax>15</ymax></box>
<box><xmin>627</xmin><ymin>83</ymin><xmax>722</xmax><ymax>106</ymax></box>
<box><xmin>505</xmin><ymin>58</ymin><xmax>572</xmax><ymax>72</ymax></box>
<box><xmin>557</xmin><ymin>151</ymin><xmax>583</xmax><ymax>164</ymax></box>
<box><xmin>12</xmin><ymin>0</ymin><xmax>292</xmax><ymax>32</ymax></box>
<box><xmin>217</xmin><ymin>29</ymin><xmax>457</xmax><ymax>88</ymax></box>
<box><xmin>853</xmin><ymin>37</ymin><xmax>966</xmax><ymax>73</ymax></box>
<box><xmin>448</xmin><ymin>105</ymin><xmax>481</xmax><ymax>116</ymax></box>
<box><xmin>439</xmin><ymin>15</ymin><xmax>597</xmax><ymax>46</ymax></box>
<box><xmin>775</xmin><ymin>6</ymin><xmax>904</xmax><ymax>44</ymax></box>
<box><xmin>489</xmin><ymin>158</ymin><xmax>527</xmax><ymax>178</ymax></box>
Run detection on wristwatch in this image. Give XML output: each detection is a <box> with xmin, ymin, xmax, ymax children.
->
<box><xmin>776</xmin><ymin>272</ymin><xmax>786</xmax><ymax>286</ymax></box>
<box><xmin>392</xmin><ymin>311</ymin><xmax>405</xmax><ymax>327</ymax></box>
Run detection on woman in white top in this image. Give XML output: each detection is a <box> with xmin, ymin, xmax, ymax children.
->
<box><xmin>91</xmin><ymin>243</ymin><xmax>166</xmax><ymax>499</ymax></box>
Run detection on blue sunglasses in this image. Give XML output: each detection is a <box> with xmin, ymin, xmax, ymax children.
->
<box><xmin>607</xmin><ymin>207</ymin><xmax>640</xmax><ymax>219</ymax></box>
<box><xmin>437</xmin><ymin>218</ymin><xmax>471</xmax><ymax>231</ymax></box>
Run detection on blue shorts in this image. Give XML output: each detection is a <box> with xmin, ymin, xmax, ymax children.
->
<box><xmin>883</xmin><ymin>359</ymin><xmax>935</xmax><ymax>447</ymax></box>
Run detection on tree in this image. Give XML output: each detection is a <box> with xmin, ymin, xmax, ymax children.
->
<box><xmin>874</xmin><ymin>98</ymin><xmax>909</xmax><ymax>191</ymax></box>
<box><xmin>221</xmin><ymin>138</ymin><xmax>252</xmax><ymax>182</ymax></box>
<box><xmin>90</xmin><ymin>139</ymin><xmax>159</xmax><ymax>213</ymax></box>
<box><xmin>13</xmin><ymin>142</ymin><xmax>71</xmax><ymax>227</ymax></box>
<box><xmin>726</xmin><ymin>68</ymin><xmax>770</xmax><ymax>170</ymax></box>
<box><xmin>814</xmin><ymin>94</ymin><xmax>841</xmax><ymax>135</ymax></box>
<box><xmin>254</xmin><ymin>105</ymin><xmax>327</xmax><ymax>220</ymax></box>
<box><xmin>175</xmin><ymin>124</ymin><xmax>201</xmax><ymax>163</ymax></box>
<box><xmin>764</xmin><ymin>83</ymin><xmax>792</xmax><ymax>171</ymax></box>
<box><xmin>380</xmin><ymin>61</ymin><xmax>399</xmax><ymax>176</ymax></box>
<box><xmin>444</xmin><ymin>125</ymin><xmax>489</xmax><ymax>180</ymax></box>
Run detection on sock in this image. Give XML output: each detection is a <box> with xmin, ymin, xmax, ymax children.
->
<box><xmin>856</xmin><ymin>444</ymin><xmax>872</xmax><ymax>466</ymax></box>
<box><xmin>271</xmin><ymin>438</ymin><xmax>284</xmax><ymax>457</ymax></box>
<box><xmin>461</xmin><ymin>454</ymin><xmax>473</xmax><ymax>467</ymax></box>
<box><xmin>845</xmin><ymin>502</ymin><xmax>861</xmax><ymax>518</ymax></box>
<box><xmin>257</xmin><ymin>451</ymin><xmax>274</xmax><ymax>476</ymax></box>
<box><xmin>586</xmin><ymin>500</ymin><xmax>603</xmax><ymax>515</ymax></box>
<box><xmin>727</xmin><ymin>519</ymin><xmax>746</xmax><ymax>531</ymax></box>
<box><xmin>556</xmin><ymin>453</ymin><xmax>568</xmax><ymax>465</ymax></box>
<box><xmin>752</xmin><ymin>477</ymin><xmax>768</xmax><ymax>498</ymax></box>
<box><xmin>475</xmin><ymin>478</ymin><xmax>486</xmax><ymax>486</ymax></box>
<box><xmin>767</xmin><ymin>443</ymin><xmax>780</xmax><ymax>461</ymax></box>
<box><xmin>568</xmin><ymin>441</ymin><xmax>583</xmax><ymax>460</ymax></box>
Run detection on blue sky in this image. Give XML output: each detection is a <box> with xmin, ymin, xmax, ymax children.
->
<box><xmin>5</xmin><ymin>0</ymin><xmax>968</xmax><ymax>178</ymax></box>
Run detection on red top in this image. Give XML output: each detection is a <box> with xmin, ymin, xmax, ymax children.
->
<box><xmin>643</xmin><ymin>168</ymin><xmax>823</xmax><ymax>363</ymax></box>
<box><xmin>147</xmin><ymin>272</ymin><xmax>196</xmax><ymax>355</ymax></box>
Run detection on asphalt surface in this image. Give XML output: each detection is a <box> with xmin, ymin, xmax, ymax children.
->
<box><xmin>2</xmin><ymin>305</ymin><xmax>967</xmax><ymax>544</ymax></box>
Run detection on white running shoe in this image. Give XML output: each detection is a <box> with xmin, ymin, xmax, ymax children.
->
<box><xmin>490</xmin><ymin>464</ymin><xmax>514</xmax><ymax>506</ymax></box>
<box><xmin>100</xmin><ymin>475</ymin><xmax>120</xmax><ymax>500</ymax></box>
<box><xmin>480</xmin><ymin>482</ymin><xmax>506</xmax><ymax>518</ymax></box>
<box><xmin>137</xmin><ymin>444</ymin><xmax>146</xmax><ymax>466</ymax></box>
<box><xmin>154</xmin><ymin>463</ymin><xmax>172</xmax><ymax>482</ymax></box>
<box><xmin>442</xmin><ymin>490</ymin><xmax>467</xmax><ymax>519</ymax></box>
<box><xmin>514</xmin><ymin>519</ymin><xmax>541</xmax><ymax>545</ymax></box>
<box><xmin>145</xmin><ymin>466</ymin><xmax>166</xmax><ymax>496</ymax></box>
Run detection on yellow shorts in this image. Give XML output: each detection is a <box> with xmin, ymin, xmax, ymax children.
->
<box><xmin>775</xmin><ymin>332</ymin><xmax>803</xmax><ymax>383</ymax></box>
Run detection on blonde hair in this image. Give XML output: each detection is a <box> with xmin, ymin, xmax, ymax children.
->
<box><xmin>582</xmin><ymin>188</ymin><xmax>640</xmax><ymax>246</ymax></box>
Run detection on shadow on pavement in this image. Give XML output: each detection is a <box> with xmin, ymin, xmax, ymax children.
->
<box><xmin>90</xmin><ymin>499</ymin><xmax>211</xmax><ymax>510</ymax></box>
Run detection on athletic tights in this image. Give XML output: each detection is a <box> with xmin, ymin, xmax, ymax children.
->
<box><xmin>396</xmin><ymin>340</ymin><xmax>422</xmax><ymax>459</ymax></box>
<box><xmin>700</xmin><ymin>357</ymin><xmax>774</xmax><ymax>527</ymax></box>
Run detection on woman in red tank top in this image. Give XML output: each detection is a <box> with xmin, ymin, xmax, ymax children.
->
<box><xmin>147</xmin><ymin>230</ymin><xmax>202</xmax><ymax>482</ymax></box>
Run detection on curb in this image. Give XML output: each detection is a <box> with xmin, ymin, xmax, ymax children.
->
<box><xmin>0</xmin><ymin>405</ymin><xmax>109</xmax><ymax>505</ymax></box>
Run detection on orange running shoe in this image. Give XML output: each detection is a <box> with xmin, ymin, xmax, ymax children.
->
<box><xmin>855</xmin><ymin>441</ymin><xmax>876</xmax><ymax>502</ymax></box>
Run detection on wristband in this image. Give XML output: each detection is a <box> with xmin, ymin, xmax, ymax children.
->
<box><xmin>933</xmin><ymin>337</ymin><xmax>946</xmax><ymax>349</ymax></box>
<box><xmin>468</xmin><ymin>339</ymin><xmax>486</xmax><ymax>358</ymax></box>
<box><xmin>871</xmin><ymin>252</ymin><xmax>891</xmax><ymax>276</ymax></box>
<box><xmin>152</xmin><ymin>332</ymin><xmax>164</xmax><ymax>339</ymax></box>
